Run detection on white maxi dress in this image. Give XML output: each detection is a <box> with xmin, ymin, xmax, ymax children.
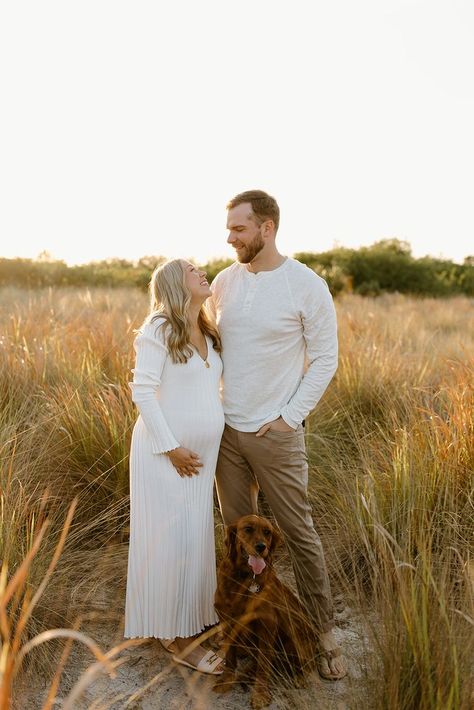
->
<box><xmin>124</xmin><ymin>319</ymin><xmax>224</xmax><ymax>639</ymax></box>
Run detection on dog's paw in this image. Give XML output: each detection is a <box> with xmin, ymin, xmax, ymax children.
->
<box><xmin>250</xmin><ymin>685</ymin><xmax>272</xmax><ymax>709</ymax></box>
<box><xmin>213</xmin><ymin>670</ymin><xmax>235</xmax><ymax>694</ymax></box>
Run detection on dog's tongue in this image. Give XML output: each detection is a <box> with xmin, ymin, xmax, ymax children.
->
<box><xmin>248</xmin><ymin>555</ymin><xmax>266</xmax><ymax>575</ymax></box>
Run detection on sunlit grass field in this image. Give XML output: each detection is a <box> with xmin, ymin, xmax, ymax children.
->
<box><xmin>1</xmin><ymin>287</ymin><xmax>473</xmax><ymax>709</ymax></box>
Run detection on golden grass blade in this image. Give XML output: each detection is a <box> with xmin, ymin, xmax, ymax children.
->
<box><xmin>0</xmin><ymin>521</ymin><xmax>49</xmax><ymax>609</ymax></box>
<box><xmin>61</xmin><ymin>638</ymin><xmax>148</xmax><ymax>710</ymax></box>
<box><xmin>13</xmin><ymin>498</ymin><xmax>78</xmax><ymax>640</ymax></box>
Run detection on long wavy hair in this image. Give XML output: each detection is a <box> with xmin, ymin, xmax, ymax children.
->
<box><xmin>144</xmin><ymin>259</ymin><xmax>221</xmax><ymax>364</ymax></box>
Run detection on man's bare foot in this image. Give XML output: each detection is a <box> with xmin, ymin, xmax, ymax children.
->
<box><xmin>317</xmin><ymin>629</ymin><xmax>347</xmax><ymax>680</ymax></box>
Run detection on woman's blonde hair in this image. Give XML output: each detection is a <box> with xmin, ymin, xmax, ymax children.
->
<box><xmin>144</xmin><ymin>259</ymin><xmax>221</xmax><ymax>364</ymax></box>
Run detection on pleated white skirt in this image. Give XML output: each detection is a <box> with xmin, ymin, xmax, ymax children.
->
<box><xmin>124</xmin><ymin>345</ymin><xmax>224</xmax><ymax>639</ymax></box>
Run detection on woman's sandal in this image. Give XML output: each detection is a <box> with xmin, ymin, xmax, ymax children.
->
<box><xmin>172</xmin><ymin>649</ymin><xmax>224</xmax><ymax>675</ymax></box>
<box><xmin>159</xmin><ymin>638</ymin><xmax>179</xmax><ymax>655</ymax></box>
<box><xmin>317</xmin><ymin>646</ymin><xmax>347</xmax><ymax>680</ymax></box>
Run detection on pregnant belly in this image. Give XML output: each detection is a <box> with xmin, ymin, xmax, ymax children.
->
<box><xmin>161</xmin><ymin>404</ymin><xmax>225</xmax><ymax>451</ymax></box>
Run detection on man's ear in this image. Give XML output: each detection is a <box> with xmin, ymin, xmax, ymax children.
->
<box><xmin>269</xmin><ymin>525</ymin><xmax>282</xmax><ymax>556</ymax></box>
<box><xmin>225</xmin><ymin>523</ymin><xmax>238</xmax><ymax>562</ymax></box>
<box><xmin>262</xmin><ymin>219</ymin><xmax>275</xmax><ymax>239</ymax></box>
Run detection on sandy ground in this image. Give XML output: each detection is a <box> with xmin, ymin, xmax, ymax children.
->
<box><xmin>15</xmin><ymin>572</ymin><xmax>377</xmax><ymax>710</ymax></box>
<box><xmin>16</xmin><ymin>615</ymin><xmax>373</xmax><ymax>710</ymax></box>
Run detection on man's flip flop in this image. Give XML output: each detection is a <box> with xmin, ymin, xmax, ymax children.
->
<box><xmin>172</xmin><ymin>649</ymin><xmax>224</xmax><ymax>675</ymax></box>
<box><xmin>317</xmin><ymin>647</ymin><xmax>347</xmax><ymax>680</ymax></box>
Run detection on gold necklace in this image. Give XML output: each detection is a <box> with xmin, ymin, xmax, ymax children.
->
<box><xmin>190</xmin><ymin>339</ymin><xmax>210</xmax><ymax>368</ymax></box>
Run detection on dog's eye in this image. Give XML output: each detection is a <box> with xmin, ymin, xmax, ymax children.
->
<box><xmin>244</xmin><ymin>526</ymin><xmax>253</xmax><ymax>533</ymax></box>
<box><xmin>263</xmin><ymin>529</ymin><xmax>271</xmax><ymax>536</ymax></box>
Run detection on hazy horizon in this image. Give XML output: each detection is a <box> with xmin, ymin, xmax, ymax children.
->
<box><xmin>1</xmin><ymin>235</ymin><xmax>472</xmax><ymax>268</ymax></box>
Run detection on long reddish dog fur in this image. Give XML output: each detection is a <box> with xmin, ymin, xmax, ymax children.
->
<box><xmin>214</xmin><ymin>515</ymin><xmax>317</xmax><ymax>709</ymax></box>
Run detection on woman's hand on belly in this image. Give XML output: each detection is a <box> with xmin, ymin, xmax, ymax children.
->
<box><xmin>166</xmin><ymin>447</ymin><xmax>203</xmax><ymax>477</ymax></box>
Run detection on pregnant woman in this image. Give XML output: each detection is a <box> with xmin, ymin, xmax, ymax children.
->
<box><xmin>124</xmin><ymin>259</ymin><xmax>225</xmax><ymax>675</ymax></box>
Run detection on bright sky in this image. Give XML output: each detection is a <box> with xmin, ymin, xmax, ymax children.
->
<box><xmin>1</xmin><ymin>0</ymin><xmax>473</xmax><ymax>266</ymax></box>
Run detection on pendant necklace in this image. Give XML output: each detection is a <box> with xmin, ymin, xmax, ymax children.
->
<box><xmin>190</xmin><ymin>339</ymin><xmax>210</xmax><ymax>368</ymax></box>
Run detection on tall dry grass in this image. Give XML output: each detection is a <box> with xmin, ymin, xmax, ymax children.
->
<box><xmin>307</xmin><ymin>294</ymin><xmax>474</xmax><ymax>709</ymax></box>
<box><xmin>1</xmin><ymin>287</ymin><xmax>473</xmax><ymax>709</ymax></box>
<box><xmin>0</xmin><ymin>287</ymin><xmax>143</xmax><ymax>691</ymax></box>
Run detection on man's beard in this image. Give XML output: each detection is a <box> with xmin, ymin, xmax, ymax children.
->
<box><xmin>236</xmin><ymin>233</ymin><xmax>265</xmax><ymax>264</ymax></box>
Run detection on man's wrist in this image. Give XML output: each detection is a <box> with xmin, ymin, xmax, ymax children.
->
<box><xmin>279</xmin><ymin>414</ymin><xmax>297</xmax><ymax>430</ymax></box>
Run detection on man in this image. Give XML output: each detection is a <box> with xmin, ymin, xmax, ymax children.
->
<box><xmin>209</xmin><ymin>190</ymin><xmax>346</xmax><ymax>680</ymax></box>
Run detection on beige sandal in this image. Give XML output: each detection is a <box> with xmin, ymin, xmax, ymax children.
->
<box><xmin>172</xmin><ymin>649</ymin><xmax>224</xmax><ymax>675</ymax></box>
<box><xmin>159</xmin><ymin>638</ymin><xmax>179</xmax><ymax>654</ymax></box>
<box><xmin>317</xmin><ymin>646</ymin><xmax>347</xmax><ymax>680</ymax></box>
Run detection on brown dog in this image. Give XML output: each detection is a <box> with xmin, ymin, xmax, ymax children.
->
<box><xmin>213</xmin><ymin>515</ymin><xmax>317</xmax><ymax>709</ymax></box>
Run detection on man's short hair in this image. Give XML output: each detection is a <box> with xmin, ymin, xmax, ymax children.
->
<box><xmin>227</xmin><ymin>190</ymin><xmax>280</xmax><ymax>233</ymax></box>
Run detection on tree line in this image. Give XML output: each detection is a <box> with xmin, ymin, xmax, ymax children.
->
<box><xmin>1</xmin><ymin>241</ymin><xmax>473</xmax><ymax>296</ymax></box>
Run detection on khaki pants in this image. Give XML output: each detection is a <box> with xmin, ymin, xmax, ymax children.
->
<box><xmin>215</xmin><ymin>423</ymin><xmax>335</xmax><ymax>632</ymax></box>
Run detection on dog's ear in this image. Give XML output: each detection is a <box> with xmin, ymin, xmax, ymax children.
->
<box><xmin>269</xmin><ymin>525</ymin><xmax>283</xmax><ymax>557</ymax></box>
<box><xmin>225</xmin><ymin>523</ymin><xmax>238</xmax><ymax>562</ymax></box>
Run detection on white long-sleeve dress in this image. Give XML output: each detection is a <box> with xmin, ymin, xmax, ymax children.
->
<box><xmin>124</xmin><ymin>319</ymin><xmax>225</xmax><ymax>639</ymax></box>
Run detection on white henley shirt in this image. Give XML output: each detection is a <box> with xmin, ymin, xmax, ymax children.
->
<box><xmin>209</xmin><ymin>257</ymin><xmax>338</xmax><ymax>432</ymax></box>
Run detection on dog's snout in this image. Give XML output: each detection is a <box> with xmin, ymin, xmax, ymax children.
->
<box><xmin>255</xmin><ymin>541</ymin><xmax>266</xmax><ymax>554</ymax></box>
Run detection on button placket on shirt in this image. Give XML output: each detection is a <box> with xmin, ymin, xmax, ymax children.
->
<box><xmin>242</xmin><ymin>276</ymin><xmax>259</xmax><ymax>313</ymax></box>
